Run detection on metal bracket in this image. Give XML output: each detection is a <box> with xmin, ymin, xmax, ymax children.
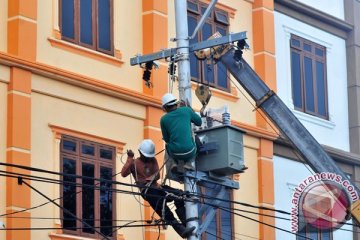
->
<box><xmin>130</xmin><ymin>32</ymin><xmax>247</xmax><ymax>66</ymax></box>
<box><xmin>189</xmin><ymin>32</ymin><xmax>246</xmax><ymax>53</ymax></box>
<box><xmin>256</xmin><ymin>90</ymin><xmax>275</xmax><ymax>109</ymax></box>
<box><xmin>198</xmin><ymin>184</ymin><xmax>227</xmax><ymax>235</ymax></box>
<box><xmin>184</xmin><ymin>171</ymin><xmax>239</xmax><ymax>189</ymax></box>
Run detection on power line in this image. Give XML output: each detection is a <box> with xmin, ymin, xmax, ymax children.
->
<box><xmin>1</xmin><ymin>168</ymin><xmax>359</xmax><ymax>229</ymax></box>
<box><xmin>0</xmin><ymin>168</ymin><xmax>289</xmax><ymax>220</ymax></box>
<box><xmin>0</xmin><ymin>159</ymin><xmax>154</xmax><ymax>218</ymax></box>
<box><xmin>2</xmin><ymin>164</ymin><xmax>360</xmax><ymax>238</ymax></box>
<box><xmin>215</xmin><ymin>205</ymin><xmax>313</xmax><ymax>240</ymax></box>
<box><xmin>0</xmin><ymin>223</ymin><xmax>167</xmax><ymax>231</ymax></box>
<box><xmin>0</xmin><ymin>162</ymin><xmax>291</xmax><ymax>215</ymax></box>
<box><xmin>221</xmin><ymin>229</ymin><xmax>259</xmax><ymax>240</ymax></box>
<box><xmin>0</xmin><ymin>216</ymin><xmax>150</xmax><ymax>222</ymax></box>
<box><xmin>19</xmin><ymin>178</ymin><xmax>111</xmax><ymax>240</ymax></box>
<box><xmin>100</xmin><ymin>220</ymin><xmax>138</xmax><ymax>240</ymax></box>
<box><xmin>191</xmin><ymin>190</ymin><xmax>289</xmax><ymax>215</ymax></box>
<box><xmin>0</xmin><ymin>172</ymin><xmax>292</xmax><ymax>238</ymax></box>
<box><xmin>204</xmin><ymin>230</ymin><xmax>229</xmax><ymax>240</ymax></box>
<box><xmin>2</xmin><ymin>171</ymin><xmax>359</xmax><ymax>238</ymax></box>
<box><xmin>219</xmin><ymin>203</ymin><xmax>360</xmax><ymax>233</ymax></box>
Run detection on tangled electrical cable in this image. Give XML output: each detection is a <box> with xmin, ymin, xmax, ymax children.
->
<box><xmin>1</xmin><ymin>162</ymin><xmax>359</xmax><ymax>240</ymax></box>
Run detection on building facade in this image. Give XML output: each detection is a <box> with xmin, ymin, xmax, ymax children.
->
<box><xmin>3</xmin><ymin>0</ymin><xmax>358</xmax><ymax>239</ymax></box>
<box><xmin>273</xmin><ymin>0</ymin><xmax>360</xmax><ymax>239</ymax></box>
<box><xmin>0</xmin><ymin>0</ymin><xmax>281</xmax><ymax>240</ymax></box>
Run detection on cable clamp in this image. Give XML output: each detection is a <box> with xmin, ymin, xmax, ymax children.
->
<box><xmin>186</xmin><ymin>217</ymin><xmax>199</xmax><ymax>222</ymax></box>
<box><xmin>255</xmin><ymin>90</ymin><xmax>275</xmax><ymax>110</ymax></box>
<box><xmin>175</xmin><ymin>53</ymin><xmax>190</xmax><ymax>61</ymax></box>
<box><xmin>17</xmin><ymin>176</ymin><xmax>23</xmax><ymax>185</ymax></box>
<box><xmin>178</xmin><ymin>85</ymin><xmax>192</xmax><ymax>91</ymax></box>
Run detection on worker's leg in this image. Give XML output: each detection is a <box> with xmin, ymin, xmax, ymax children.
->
<box><xmin>183</xmin><ymin>155</ymin><xmax>196</xmax><ymax>170</ymax></box>
<box><xmin>141</xmin><ymin>187</ymin><xmax>194</xmax><ymax>238</ymax></box>
<box><xmin>160</xmin><ymin>185</ymin><xmax>185</xmax><ymax>208</ymax></box>
<box><xmin>165</xmin><ymin>150</ymin><xmax>185</xmax><ymax>180</ymax></box>
<box><xmin>165</xmin><ymin>150</ymin><xmax>177</xmax><ymax>169</ymax></box>
<box><xmin>141</xmin><ymin>187</ymin><xmax>177</xmax><ymax>222</ymax></box>
<box><xmin>161</xmin><ymin>185</ymin><xmax>187</xmax><ymax>225</ymax></box>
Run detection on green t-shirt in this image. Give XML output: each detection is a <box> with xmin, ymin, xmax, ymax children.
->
<box><xmin>160</xmin><ymin>107</ymin><xmax>202</xmax><ymax>159</ymax></box>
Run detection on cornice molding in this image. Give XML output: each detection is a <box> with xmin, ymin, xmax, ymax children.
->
<box><xmin>231</xmin><ymin>120</ymin><xmax>279</xmax><ymax>141</ymax></box>
<box><xmin>0</xmin><ymin>52</ymin><xmax>162</xmax><ymax>108</ymax></box>
<box><xmin>275</xmin><ymin>0</ymin><xmax>353</xmax><ymax>39</ymax></box>
<box><xmin>274</xmin><ymin>138</ymin><xmax>360</xmax><ymax>167</ymax></box>
<box><xmin>49</xmin><ymin>124</ymin><xmax>126</xmax><ymax>153</ymax></box>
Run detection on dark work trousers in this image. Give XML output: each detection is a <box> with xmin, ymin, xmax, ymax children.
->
<box><xmin>140</xmin><ymin>185</ymin><xmax>185</xmax><ymax>224</ymax></box>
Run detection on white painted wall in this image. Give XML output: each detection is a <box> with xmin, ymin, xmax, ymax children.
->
<box><xmin>295</xmin><ymin>0</ymin><xmax>344</xmax><ymax>20</ymax></box>
<box><xmin>275</xmin><ymin>11</ymin><xmax>349</xmax><ymax>151</ymax></box>
<box><xmin>273</xmin><ymin>155</ymin><xmax>353</xmax><ymax>240</ymax></box>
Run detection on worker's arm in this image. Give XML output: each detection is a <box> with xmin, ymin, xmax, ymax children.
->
<box><xmin>121</xmin><ymin>150</ymin><xmax>135</xmax><ymax>178</ymax></box>
<box><xmin>190</xmin><ymin>108</ymin><xmax>202</xmax><ymax>126</ymax></box>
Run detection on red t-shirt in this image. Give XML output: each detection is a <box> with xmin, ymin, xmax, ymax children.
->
<box><xmin>121</xmin><ymin>156</ymin><xmax>160</xmax><ymax>185</ymax></box>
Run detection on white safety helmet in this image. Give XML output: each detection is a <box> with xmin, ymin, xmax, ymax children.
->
<box><xmin>138</xmin><ymin>139</ymin><xmax>155</xmax><ymax>158</ymax></box>
<box><xmin>162</xmin><ymin>93</ymin><xmax>178</xmax><ymax>107</ymax></box>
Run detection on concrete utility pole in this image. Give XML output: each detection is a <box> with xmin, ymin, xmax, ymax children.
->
<box><xmin>174</xmin><ymin>0</ymin><xmax>199</xmax><ymax>239</ymax></box>
<box><xmin>175</xmin><ymin>0</ymin><xmax>192</xmax><ymax>105</ymax></box>
<box><xmin>131</xmin><ymin>2</ymin><xmax>246</xmax><ymax>239</ymax></box>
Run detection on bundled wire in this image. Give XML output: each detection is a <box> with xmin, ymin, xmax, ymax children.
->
<box><xmin>2</xmin><ymin>169</ymin><xmax>360</xmax><ymax>239</ymax></box>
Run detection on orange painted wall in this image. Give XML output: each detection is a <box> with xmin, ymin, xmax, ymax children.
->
<box><xmin>6</xmin><ymin>0</ymin><xmax>37</xmax><ymax>239</ymax></box>
<box><xmin>0</xmin><ymin>1</ymin><xmax>280</xmax><ymax>240</ymax></box>
<box><xmin>142</xmin><ymin>1</ymin><xmax>168</xmax><ymax>239</ymax></box>
<box><xmin>6</xmin><ymin>69</ymin><xmax>33</xmax><ymax>240</ymax></box>
<box><xmin>0</xmin><ymin>81</ymin><xmax>7</xmax><ymax>240</ymax></box>
<box><xmin>8</xmin><ymin>0</ymin><xmax>37</xmax><ymax>20</ymax></box>
<box><xmin>7</xmin><ymin>19</ymin><xmax>37</xmax><ymax>61</ymax></box>
<box><xmin>253</xmin><ymin>0</ymin><xmax>276</xmax><ymax>239</ymax></box>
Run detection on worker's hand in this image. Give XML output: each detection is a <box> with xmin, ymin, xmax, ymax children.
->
<box><xmin>179</xmin><ymin>100</ymin><xmax>187</xmax><ymax>107</ymax></box>
<box><xmin>127</xmin><ymin>150</ymin><xmax>134</xmax><ymax>158</ymax></box>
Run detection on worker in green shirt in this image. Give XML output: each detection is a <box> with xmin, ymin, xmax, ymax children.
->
<box><xmin>160</xmin><ymin>93</ymin><xmax>202</xmax><ymax>172</ymax></box>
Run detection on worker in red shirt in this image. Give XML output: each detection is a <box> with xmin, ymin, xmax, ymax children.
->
<box><xmin>121</xmin><ymin>139</ymin><xmax>195</xmax><ymax>238</ymax></box>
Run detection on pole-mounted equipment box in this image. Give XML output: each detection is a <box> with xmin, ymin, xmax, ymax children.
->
<box><xmin>195</xmin><ymin>125</ymin><xmax>246</xmax><ymax>176</ymax></box>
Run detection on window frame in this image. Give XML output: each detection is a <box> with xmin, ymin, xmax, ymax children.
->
<box><xmin>290</xmin><ymin>34</ymin><xmax>328</xmax><ymax>119</ymax></box>
<box><xmin>199</xmin><ymin>187</ymin><xmax>234</xmax><ymax>240</ymax></box>
<box><xmin>298</xmin><ymin>223</ymin><xmax>333</xmax><ymax>240</ymax></box>
<box><xmin>59</xmin><ymin>0</ymin><xmax>114</xmax><ymax>55</ymax></box>
<box><xmin>187</xmin><ymin>0</ymin><xmax>231</xmax><ymax>92</ymax></box>
<box><xmin>60</xmin><ymin>135</ymin><xmax>116</xmax><ymax>239</ymax></box>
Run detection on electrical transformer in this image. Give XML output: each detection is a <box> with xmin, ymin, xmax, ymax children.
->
<box><xmin>195</xmin><ymin>125</ymin><xmax>246</xmax><ymax>176</ymax></box>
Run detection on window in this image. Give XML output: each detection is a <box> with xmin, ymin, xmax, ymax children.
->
<box><xmin>61</xmin><ymin>135</ymin><xmax>116</xmax><ymax>239</ymax></box>
<box><xmin>187</xmin><ymin>0</ymin><xmax>230</xmax><ymax>92</ymax></box>
<box><xmin>297</xmin><ymin>190</ymin><xmax>333</xmax><ymax>240</ymax></box>
<box><xmin>59</xmin><ymin>0</ymin><xmax>113</xmax><ymax>55</ymax></box>
<box><xmin>290</xmin><ymin>34</ymin><xmax>328</xmax><ymax>119</ymax></box>
<box><xmin>199</xmin><ymin>185</ymin><xmax>233</xmax><ymax>240</ymax></box>
<box><xmin>298</xmin><ymin>224</ymin><xmax>333</xmax><ymax>240</ymax></box>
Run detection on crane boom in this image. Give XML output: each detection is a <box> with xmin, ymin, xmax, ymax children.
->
<box><xmin>219</xmin><ymin>47</ymin><xmax>360</xmax><ymax>220</ymax></box>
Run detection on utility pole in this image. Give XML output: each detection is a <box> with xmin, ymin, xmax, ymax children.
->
<box><xmin>131</xmin><ymin>2</ymin><xmax>247</xmax><ymax>239</ymax></box>
<box><xmin>174</xmin><ymin>0</ymin><xmax>199</xmax><ymax>239</ymax></box>
<box><xmin>175</xmin><ymin>0</ymin><xmax>192</xmax><ymax>105</ymax></box>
